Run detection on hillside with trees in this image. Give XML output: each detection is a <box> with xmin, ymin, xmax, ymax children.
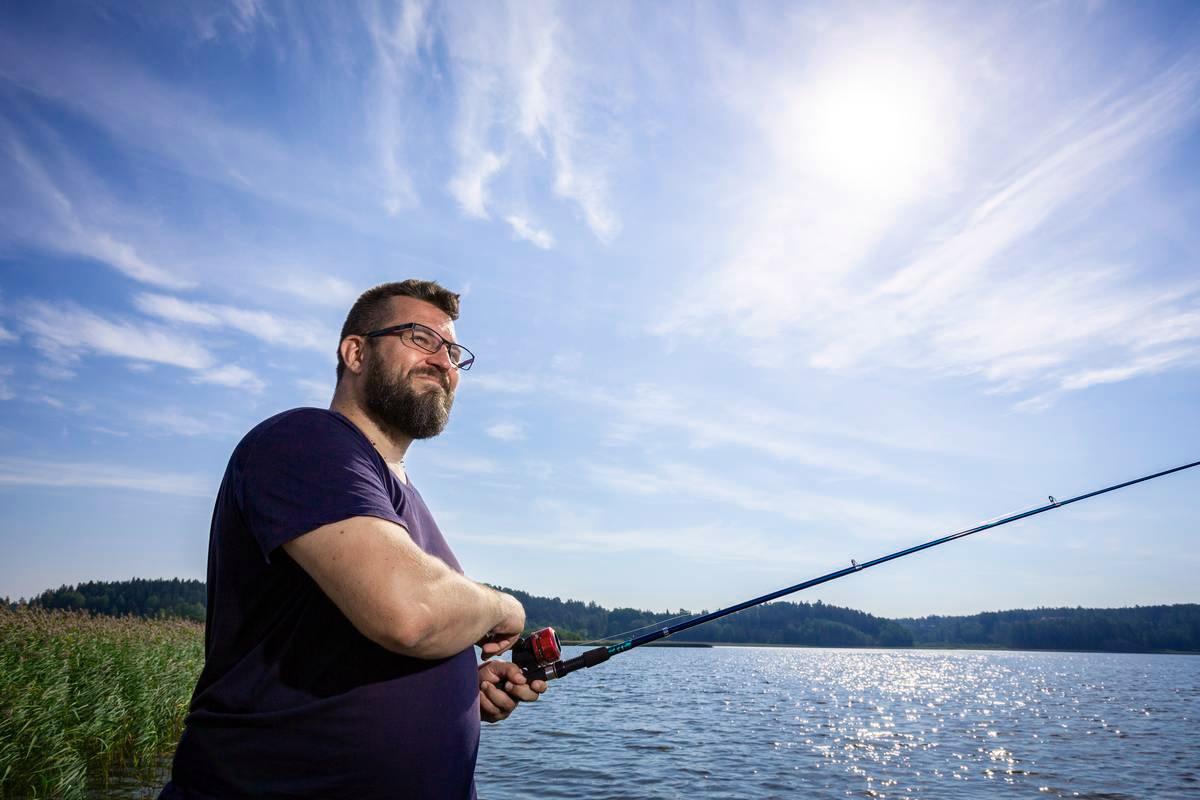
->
<box><xmin>9</xmin><ymin>579</ymin><xmax>1199</xmax><ymax>653</ymax></box>
<box><xmin>21</xmin><ymin>578</ymin><xmax>206</xmax><ymax>622</ymax></box>
<box><xmin>896</xmin><ymin>604</ymin><xmax>1200</xmax><ymax>652</ymax></box>
<box><xmin>502</xmin><ymin>587</ymin><xmax>915</xmax><ymax>647</ymax></box>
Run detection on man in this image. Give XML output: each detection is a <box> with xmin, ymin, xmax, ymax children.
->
<box><xmin>160</xmin><ymin>280</ymin><xmax>544</xmax><ymax>800</ymax></box>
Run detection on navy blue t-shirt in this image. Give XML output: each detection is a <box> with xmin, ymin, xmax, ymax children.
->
<box><xmin>162</xmin><ymin>409</ymin><xmax>480</xmax><ymax>800</ymax></box>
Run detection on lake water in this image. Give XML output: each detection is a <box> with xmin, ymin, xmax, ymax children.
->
<box><xmin>476</xmin><ymin>646</ymin><xmax>1199</xmax><ymax>799</ymax></box>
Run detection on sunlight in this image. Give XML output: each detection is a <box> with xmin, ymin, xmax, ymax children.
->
<box><xmin>783</xmin><ymin>43</ymin><xmax>956</xmax><ymax>201</ymax></box>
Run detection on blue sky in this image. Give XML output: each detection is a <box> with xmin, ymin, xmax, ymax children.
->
<box><xmin>1</xmin><ymin>1</ymin><xmax>1198</xmax><ymax>618</ymax></box>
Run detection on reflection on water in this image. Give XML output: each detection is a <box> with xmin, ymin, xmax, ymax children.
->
<box><xmin>97</xmin><ymin>755</ymin><xmax>170</xmax><ymax>799</ymax></box>
<box><xmin>478</xmin><ymin>647</ymin><xmax>1199</xmax><ymax>799</ymax></box>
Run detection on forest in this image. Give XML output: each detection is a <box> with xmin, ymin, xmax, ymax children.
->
<box><xmin>17</xmin><ymin>578</ymin><xmax>207</xmax><ymax>622</ymax></box>
<box><xmin>895</xmin><ymin>604</ymin><xmax>1200</xmax><ymax>652</ymax></box>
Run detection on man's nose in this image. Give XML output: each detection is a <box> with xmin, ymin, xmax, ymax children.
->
<box><xmin>425</xmin><ymin>345</ymin><xmax>454</xmax><ymax>371</ymax></box>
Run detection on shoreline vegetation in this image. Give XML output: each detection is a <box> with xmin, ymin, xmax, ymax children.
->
<box><xmin>602</xmin><ymin>640</ymin><xmax>1200</xmax><ymax>655</ymax></box>
<box><xmin>0</xmin><ymin>608</ymin><xmax>202</xmax><ymax>800</ymax></box>
<box><xmin>2</xmin><ymin>580</ymin><xmax>1197</xmax><ymax>797</ymax></box>
<box><xmin>500</xmin><ymin>586</ymin><xmax>1200</xmax><ymax>655</ymax></box>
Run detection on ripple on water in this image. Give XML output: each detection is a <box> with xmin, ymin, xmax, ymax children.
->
<box><xmin>478</xmin><ymin>648</ymin><xmax>1199</xmax><ymax>799</ymax></box>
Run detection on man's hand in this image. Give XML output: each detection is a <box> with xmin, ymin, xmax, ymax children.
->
<box><xmin>478</xmin><ymin>659</ymin><xmax>548</xmax><ymax>723</ymax></box>
<box><xmin>476</xmin><ymin>593</ymin><xmax>525</xmax><ymax>657</ymax></box>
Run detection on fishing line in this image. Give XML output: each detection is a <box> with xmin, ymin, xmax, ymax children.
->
<box><xmin>565</xmin><ymin>505</ymin><xmax>1045</xmax><ymax>649</ymax></box>
<box><xmin>569</xmin><ymin>612</ymin><xmax>697</xmax><ymax>647</ymax></box>
<box><xmin>509</xmin><ymin>459</ymin><xmax>1200</xmax><ymax>683</ymax></box>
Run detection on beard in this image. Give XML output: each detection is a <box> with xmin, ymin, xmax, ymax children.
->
<box><xmin>362</xmin><ymin>354</ymin><xmax>454</xmax><ymax>441</ymax></box>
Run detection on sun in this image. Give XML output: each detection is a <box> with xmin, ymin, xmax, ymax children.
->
<box><xmin>782</xmin><ymin>43</ymin><xmax>956</xmax><ymax>201</ymax></box>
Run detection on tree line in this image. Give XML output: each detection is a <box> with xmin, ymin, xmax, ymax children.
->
<box><xmin>9</xmin><ymin>579</ymin><xmax>1199</xmax><ymax>653</ymax></box>
<box><xmin>501</xmin><ymin>587</ymin><xmax>916</xmax><ymax>647</ymax></box>
<box><xmin>11</xmin><ymin>578</ymin><xmax>207</xmax><ymax>622</ymax></box>
<box><xmin>895</xmin><ymin>604</ymin><xmax>1200</xmax><ymax>653</ymax></box>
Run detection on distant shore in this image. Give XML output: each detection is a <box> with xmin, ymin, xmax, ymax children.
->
<box><xmin>562</xmin><ymin>640</ymin><xmax>1199</xmax><ymax>656</ymax></box>
<box><xmin>18</xmin><ymin>579</ymin><xmax>1200</xmax><ymax>656</ymax></box>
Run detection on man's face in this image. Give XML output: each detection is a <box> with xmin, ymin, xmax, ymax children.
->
<box><xmin>360</xmin><ymin>297</ymin><xmax>461</xmax><ymax>440</ymax></box>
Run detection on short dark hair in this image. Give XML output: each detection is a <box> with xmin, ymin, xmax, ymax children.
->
<box><xmin>336</xmin><ymin>279</ymin><xmax>461</xmax><ymax>381</ymax></box>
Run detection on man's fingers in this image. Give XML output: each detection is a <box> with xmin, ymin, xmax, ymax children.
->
<box><xmin>481</xmin><ymin>680</ymin><xmax>517</xmax><ymax>713</ymax></box>
<box><xmin>488</xmin><ymin>672</ymin><xmax>540</xmax><ymax>703</ymax></box>
<box><xmin>478</xmin><ymin>636</ymin><xmax>517</xmax><ymax>656</ymax></box>
<box><xmin>505</xmin><ymin>683</ymin><xmax>540</xmax><ymax>702</ymax></box>
<box><xmin>479</xmin><ymin>691</ymin><xmax>506</xmax><ymax>722</ymax></box>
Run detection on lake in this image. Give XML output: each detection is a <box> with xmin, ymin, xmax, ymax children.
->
<box><xmin>477</xmin><ymin>646</ymin><xmax>1199</xmax><ymax>799</ymax></box>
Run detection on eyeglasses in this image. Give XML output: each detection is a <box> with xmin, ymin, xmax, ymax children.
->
<box><xmin>364</xmin><ymin>323</ymin><xmax>476</xmax><ymax>370</ymax></box>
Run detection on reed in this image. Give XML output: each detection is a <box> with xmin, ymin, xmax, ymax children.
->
<box><xmin>0</xmin><ymin>607</ymin><xmax>203</xmax><ymax>799</ymax></box>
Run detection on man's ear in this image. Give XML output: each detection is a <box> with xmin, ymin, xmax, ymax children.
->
<box><xmin>339</xmin><ymin>336</ymin><xmax>367</xmax><ymax>376</ymax></box>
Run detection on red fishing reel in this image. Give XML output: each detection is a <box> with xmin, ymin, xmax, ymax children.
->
<box><xmin>511</xmin><ymin>627</ymin><xmax>562</xmax><ymax>672</ymax></box>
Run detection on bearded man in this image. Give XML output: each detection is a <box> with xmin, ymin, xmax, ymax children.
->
<box><xmin>160</xmin><ymin>280</ymin><xmax>542</xmax><ymax>800</ymax></box>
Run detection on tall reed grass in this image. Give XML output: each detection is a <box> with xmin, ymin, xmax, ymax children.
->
<box><xmin>0</xmin><ymin>608</ymin><xmax>203</xmax><ymax>799</ymax></box>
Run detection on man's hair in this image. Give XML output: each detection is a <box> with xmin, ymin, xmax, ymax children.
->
<box><xmin>336</xmin><ymin>279</ymin><xmax>460</xmax><ymax>382</ymax></box>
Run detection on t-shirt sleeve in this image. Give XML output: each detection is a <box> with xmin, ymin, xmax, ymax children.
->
<box><xmin>237</xmin><ymin>412</ymin><xmax>405</xmax><ymax>562</ymax></box>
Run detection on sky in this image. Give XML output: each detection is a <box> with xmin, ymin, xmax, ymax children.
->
<box><xmin>1</xmin><ymin>0</ymin><xmax>1198</xmax><ymax>619</ymax></box>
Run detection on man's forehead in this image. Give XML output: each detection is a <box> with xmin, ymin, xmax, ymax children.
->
<box><xmin>384</xmin><ymin>296</ymin><xmax>456</xmax><ymax>335</ymax></box>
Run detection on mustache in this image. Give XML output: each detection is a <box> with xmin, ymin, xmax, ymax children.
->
<box><xmin>408</xmin><ymin>368</ymin><xmax>451</xmax><ymax>392</ymax></box>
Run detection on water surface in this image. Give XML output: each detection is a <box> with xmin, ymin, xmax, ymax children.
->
<box><xmin>477</xmin><ymin>647</ymin><xmax>1199</xmax><ymax>799</ymax></box>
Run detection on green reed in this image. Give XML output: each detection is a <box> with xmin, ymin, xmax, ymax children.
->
<box><xmin>0</xmin><ymin>608</ymin><xmax>203</xmax><ymax>799</ymax></box>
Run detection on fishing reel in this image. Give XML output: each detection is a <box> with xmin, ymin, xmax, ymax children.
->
<box><xmin>510</xmin><ymin>627</ymin><xmax>562</xmax><ymax>672</ymax></box>
<box><xmin>511</xmin><ymin>625</ymin><xmax>612</xmax><ymax>682</ymax></box>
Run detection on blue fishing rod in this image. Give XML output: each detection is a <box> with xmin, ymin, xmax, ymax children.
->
<box><xmin>511</xmin><ymin>459</ymin><xmax>1200</xmax><ymax>682</ymax></box>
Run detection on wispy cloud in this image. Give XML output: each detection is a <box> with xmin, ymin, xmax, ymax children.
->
<box><xmin>139</xmin><ymin>408</ymin><xmax>240</xmax><ymax>438</ymax></box>
<box><xmin>504</xmin><ymin>215</ymin><xmax>554</xmax><ymax>249</ymax></box>
<box><xmin>21</xmin><ymin>301</ymin><xmax>214</xmax><ymax>370</ymax></box>
<box><xmin>277</xmin><ymin>274</ymin><xmax>360</xmax><ymax>309</ymax></box>
<box><xmin>0</xmin><ymin>324</ymin><xmax>14</xmax><ymax>343</ymax></box>
<box><xmin>362</xmin><ymin>0</ymin><xmax>429</xmax><ymax>214</ymax></box>
<box><xmin>295</xmin><ymin>377</ymin><xmax>333</xmax><ymax>406</ymax></box>
<box><xmin>19</xmin><ymin>299</ymin><xmax>268</xmax><ymax>395</ymax></box>
<box><xmin>658</xmin><ymin>40</ymin><xmax>1200</xmax><ymax>406</ymax></box>
<box><xmin>5</xmin><ymin>119</ymin><xmax>355</xmax><ymax>327</ymax></box>
<box><xmin>419</xmin><ymin>449</ymin><xmax>499</xmax><ymax>476</ymax></box>
<box><xmin>485</xmin><ymin>421</ymin><xmax>525</xmax><ymax>441</ymax></box>
<box><xmin>85</xmin><ymin>425</ymin><xmax>129</xmax><ymax>438</ymax></box>
<box><xmin>589</xmin><ymin>461</ymin><xmax>948</xmax><ymax>541</ymax></box>
<box><xmin>1016</xmin><ymin>345</ymin><xmax>1200</xmax><ymax>410</ymax></box>
<box><xmin>1058</xmin><ymin>349</ymin><xmax>1198</xmax><ymax>391</ymax></box>
<box><xmin>191</xmin><ymin>0</ymin><xmax>271</xmax><ymax>42</ymax></box>
<box><xmin>468</xmin><ymin>370</ymin><xmax>956</xmax><ymax>484</ymax></box>
<box><xmin>1</xmin><ymin>120</ymin><xmax>196</xmax><ymax>290</ymax></box>
<box><xmin>566</xmin><ymin>382</ymin><xmax>941</xmax><ymax>486</ymax></box>
<box><xmin>0</xmin><ymin>366</ymin><xmax>13</xmax><ymax>401</ymax></box>
<box><xmin>456</xmin><ymin>520</ymin><xmax>825</xmax><ymax>568</ymax></box>
<box><xmin>465</xmin><ymin>372</ymin><xmax>539</xmax><ymax>394</ymax></box>
<box><xmin>442</xmin><ymin>2</ymin><xmax>620</xmax><ymax>241</ymax></box>
<box><xmin>191</xmin><ymin>364</ymin><xmax>265</xmax><ymax>393</ymax></box>
<box><xmin>448</xmin><ymin>146</ymin><xmax>504</xmax><ymax>218</ymax></box>
<box><xmin>0</xmin><ymin>456</ymin><xmax>211</xmax><ymax>496</ymax></box>
<box><xmin>133</xmin><ymin>292</ymin><xmax>330</xmax><ymax>353</ymax></box>
<box><xmin>79</xmin><ymin>231</ymin><xmax>193</xmax><ymax>290</ymax></box>
<box><xmin>0</xmin><ymin>23</ymin><xmax>379</xmax><ymax>228</ymax></box>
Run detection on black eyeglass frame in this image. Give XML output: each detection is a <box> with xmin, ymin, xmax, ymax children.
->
<box><xmin>363</xmin><ymin>323</ymin><xmax>475</xmax><ymax>370</ymax></box>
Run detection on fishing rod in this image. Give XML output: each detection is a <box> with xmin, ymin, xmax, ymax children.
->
<box><xmin>509</xmin><ymin>459</ymin><xmax>1200</xmax><ymax>682</ymax></box>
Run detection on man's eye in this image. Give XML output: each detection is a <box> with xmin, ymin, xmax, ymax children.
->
<box><xmin>411</xmin><ymin>331</ymin><xmax>438</xmax><ymax>348</ymax></box>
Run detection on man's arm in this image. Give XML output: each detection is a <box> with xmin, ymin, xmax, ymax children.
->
<box><xmin>283</xmin><ymin>515</ymin><xmax>524</xmax><ymax>659</ymax></box>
